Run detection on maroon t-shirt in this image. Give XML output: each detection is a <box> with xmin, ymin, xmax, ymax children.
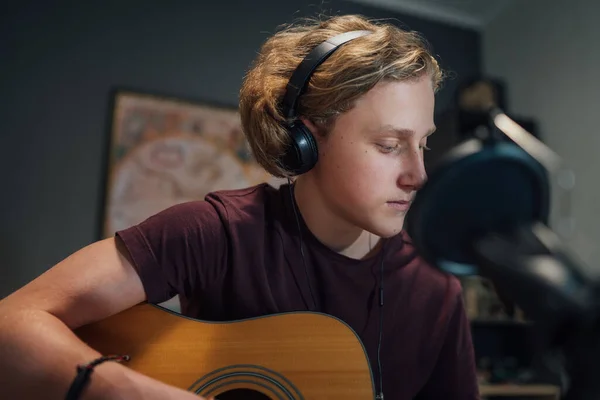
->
<box><xmin>116</xmin><ymin>183</ymin><xmax>480</xmax><ymax>399</ymax></box>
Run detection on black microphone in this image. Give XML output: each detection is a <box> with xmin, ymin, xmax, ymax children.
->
<box><xmin>405</xmin><ymin>107</ymin><xmax>553</xmax><ymax>276</ymax></box>
<box><xmin>404</xmin><ymin>107</ymin><xmax>600</xmax><ymax>399</ymax></box>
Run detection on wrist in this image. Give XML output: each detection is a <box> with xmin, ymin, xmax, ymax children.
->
<box><xmin>67</xmin><ymin>355</ymin><xmax>130</xmax><ymax>400</ymax></box>
<box><xmin>78</xmin><ymin>361</ymin><xmax>193</xmax><ymax>400</ymax></box>
<box><xmin>74</xmin><ymin>360</ymin><xmax>136</xmax><ymax>400</ymax></box>
<box><xmin>70</xmin><ymin>356</ymin><xmax>200</xmax><ymax>400</ymax></box>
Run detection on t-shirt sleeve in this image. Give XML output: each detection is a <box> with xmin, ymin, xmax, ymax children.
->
<box><xmin>115</xmin><ymin>200</ymin><xmax>228</xmax><ymax>305</ymax></box>
<box><xmin>416</xmin><ymin>284</ymin><xmax>481</xmax><ymax>400</ymax></box>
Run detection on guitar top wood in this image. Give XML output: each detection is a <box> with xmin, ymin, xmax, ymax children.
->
<box><xmin>75</xmin><ymin>303</ymin><xmax>375</xmax><ymax>399</ymax></box>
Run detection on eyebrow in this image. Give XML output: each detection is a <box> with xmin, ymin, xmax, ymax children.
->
<box><xmin>376</xmin><ymin>125</ymin><xmax>437</xmax><ymax>138</ymax></box>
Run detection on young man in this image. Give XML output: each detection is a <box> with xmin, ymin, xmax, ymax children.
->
<box><xmin>0</xmin><ymin>14</ymin><xmax>480</xmax><ymax>399</ymax></box>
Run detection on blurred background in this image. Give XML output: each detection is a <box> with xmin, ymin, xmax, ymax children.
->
<box><xmin>1</xmin><ymin>0</ymin><xmax>597</xmax><ymax>398</ymax></box>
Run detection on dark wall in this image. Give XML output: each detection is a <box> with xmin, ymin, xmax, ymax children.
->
<box><xmin>0</xmin><ymin>0</ymin><xmax>481</xmax><ymax>298</ymax></box>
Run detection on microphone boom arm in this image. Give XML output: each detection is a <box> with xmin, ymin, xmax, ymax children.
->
<box><xmin>472</xmin><ymin>222</ymin><xmax>600</xmax><ymax>399</ymax></box>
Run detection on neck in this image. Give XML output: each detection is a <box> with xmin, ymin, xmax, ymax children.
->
<box><xmin>292</xmin><ymin>176</ymin><xmax>380</xmax><ymax>260</ymax></box>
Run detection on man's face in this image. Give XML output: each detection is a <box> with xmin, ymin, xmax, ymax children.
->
<box><xmin>312</xmin><ymin>75</ymin><xmax>436</xmax><ymax>238</ymax></box>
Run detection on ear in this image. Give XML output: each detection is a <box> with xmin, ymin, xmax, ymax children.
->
<box><xmin>299</xmin><ymin>117</ymin><xmax>323</xmax><ymax>137</ymax></box>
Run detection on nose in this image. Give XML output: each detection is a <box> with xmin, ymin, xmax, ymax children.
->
<box><xmin>397</xmin><ymin>148</ymin><xmax>427</xmax><ymax>191</ymax></box>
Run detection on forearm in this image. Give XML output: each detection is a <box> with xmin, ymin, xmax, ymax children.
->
<box><xmin>0</xmin><ymin>307</ymin><xmax>141</xmax><ymax>400</ymax></box>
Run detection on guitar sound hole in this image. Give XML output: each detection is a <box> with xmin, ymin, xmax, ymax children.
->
<box><xmin>216</xmin><ymin>389</ymin><xmax>272</xmax><ymax>399</ymax></box>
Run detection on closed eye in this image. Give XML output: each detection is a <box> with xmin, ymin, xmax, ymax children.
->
<box><xmin>376</xmin><ymin>142</ymin><xmax>430</xmax><ymax>154</ymax></box>
<box><xmin>376</xmin><ymin>143</ymin><xmax>400</xmax><ymax>154</ymax></box>
<box><xmin>377</xmin><ymin>143</ymin><xmax>430</xmax><ymax>153</ymax></box>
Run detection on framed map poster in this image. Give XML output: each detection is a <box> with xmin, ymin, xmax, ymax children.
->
<box><xmin>101</xmin><ymin>90</ymin><xmax>284</xmax><ymax>238</ymax></box>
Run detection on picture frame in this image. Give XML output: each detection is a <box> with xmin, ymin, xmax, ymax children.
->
<box><xmin>100</xmin><ymin>89</ymin><xmax>283</xmax><ymax>239</ymax></box>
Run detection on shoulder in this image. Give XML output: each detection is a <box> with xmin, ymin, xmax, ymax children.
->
<box><xmin>126</xmin><ymin>183</ymin><xmax>280</xmax><ymax>239</ymax></box>
<box><xmin>395</xmin><ymin>231</ymin><xmax>463</xmax><ymax>298</ymax></box>
<box><xmin>206</xmin><ymin>183</ymin><xmax>277</xmax><ymax>213</ymax></box>
<box><xmin>390</xmin><ymin>232</ymin><xmax>469</xmax><ymax>357</ymax></box>
<box><xmin>148</xmin><ymin>183</ymin><xmax>278</xmax><ymax>223</ymax></box>
<box><xmin>203</xmin><ymin>183</ymin><xmax>285</xmax><ymax>226</ymax></box>
<box><xmin>391</xmin><ymin>231</ymin><xmax>464</xmax><ymax>322</ymax></box>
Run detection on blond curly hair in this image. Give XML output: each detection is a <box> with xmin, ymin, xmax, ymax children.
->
<box><xmin>239</xmin><ymin>14</ymin><xmax>445</xmax><ymax>177</ymax></box>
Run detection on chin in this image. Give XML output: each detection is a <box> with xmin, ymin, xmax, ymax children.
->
<box><xmin>363</xmin><ymin>216</ymin><xmax>406</xmax><ymax>238</ymax></box>
<box><xmin>379</xmin><ymin>226</ymin><xmax>405</xmax><ymax>238</ymax></box>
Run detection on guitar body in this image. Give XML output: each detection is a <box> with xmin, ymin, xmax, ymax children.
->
<box><xmin>74</xmin><ymin>304</ymin><xmax>375</xmax><ymax>399</ymax></box>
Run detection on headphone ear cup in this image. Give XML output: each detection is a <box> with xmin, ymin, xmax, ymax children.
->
<box><xmin>280</xmin><ymin>122</ymin><xmax>319</xmax><ymax>175</ymax></box>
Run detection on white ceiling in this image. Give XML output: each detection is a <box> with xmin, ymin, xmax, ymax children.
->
<box><xmin>346</xmin><ymin>0</ymin><xmax>517</xmax><ymax>30</ymax></box>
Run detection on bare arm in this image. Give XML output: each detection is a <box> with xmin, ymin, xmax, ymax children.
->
<box><xmin>0</xmin><ymin>237</ymin><xmax>204</xmax><ymax>400</ymax></box>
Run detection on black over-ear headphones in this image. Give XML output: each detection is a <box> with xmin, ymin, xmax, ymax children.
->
<box><xmin>278</xmin><ymin>30</ymin><xmax>372</xmax><ymax>175</ymax></box>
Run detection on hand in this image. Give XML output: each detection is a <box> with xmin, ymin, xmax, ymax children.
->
<box><xmin>160</xmin><ymin>385</ymin><xmax>215</xmax><ymax>400</ymax></box>
<box><xmin>93</xmin><ymin>362</ymin><xmax>218</xmax><ymax>400</ymax></box>
<box><xmin>134</xmin><ymin>380</ymin><xmax>218</xmax><ymax>400</ymax></box>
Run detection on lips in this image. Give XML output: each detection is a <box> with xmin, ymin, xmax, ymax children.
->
<box><xmin>387</xmin><ymin>200</ymin><xmax>412</xmax><ymax>212</ymax></box>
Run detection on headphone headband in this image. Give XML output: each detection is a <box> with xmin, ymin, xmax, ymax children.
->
<box><xmin>280</xmin><ymin>30</ymin><xmax>372</xmax><ymax>120</ymax></box>
<box><xmin>276</xmin><ymin>29</ymin><xmax>372</xmax><ymax>176</ymax></box>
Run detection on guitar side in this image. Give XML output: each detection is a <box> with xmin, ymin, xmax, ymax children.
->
<box><xmin>74</xmin><ymin>303</ymin><xmax>375</xmax><ymax>399</ymax></box>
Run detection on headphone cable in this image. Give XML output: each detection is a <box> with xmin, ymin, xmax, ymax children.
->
<box><xmin>377</xmin><ymin>241</ymin><xmax>385</xmax><ymax>400</ymax></box>
<box><xmin>287</xmin><ymin>179</ymin><xmax>318</xmax><ymax>311</ymax></box>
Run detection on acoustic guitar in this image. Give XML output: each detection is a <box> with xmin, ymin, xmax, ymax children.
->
<box><xmin>74</xmin><ymin>303</ymin><xmax>375</xmax><ymax>399</ymax></box>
